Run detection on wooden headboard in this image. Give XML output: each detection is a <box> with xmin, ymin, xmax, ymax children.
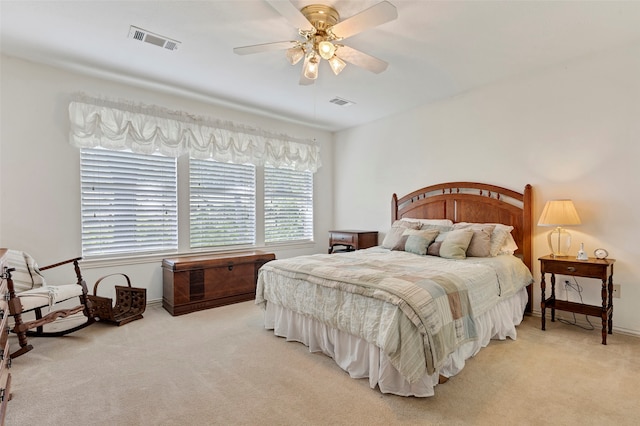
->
<box><xmin>392</xmin><ymin>182</ymin><xmax>533</xmax><ymax>312</ymax></box>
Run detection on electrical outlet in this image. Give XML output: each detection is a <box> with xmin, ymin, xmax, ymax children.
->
<box><xmin>613</xmin><ymin>284</ymin><xmax>621</xmax><ymax>298</ymax></box>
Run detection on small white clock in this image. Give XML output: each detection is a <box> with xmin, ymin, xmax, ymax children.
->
<box><xmin>594</xmin><ymin>248</ymin><xmax>609</xmax><ymax>259</ymax></box>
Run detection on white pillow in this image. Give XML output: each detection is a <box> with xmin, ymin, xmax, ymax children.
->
<box><xmin>453</xmin><ymin>222</ymin><xmax>515</xmax><ymax>257</ymax></box>
<box><xmin>490</xmin><ymin>224</ymin><xmax>515</xmax><ymax>256</ymax></box>
<box><xmin>498</xmin><ymin>233</ymin><xmax>519</xmax><ymax>255</ymax></box>
<box><xmin>391</xmin><ymin>219</ymin><xmax>423</xmax><ymax>229</ymax></box>
<box><xmin>399</xmin><ymin>218</ymin><xmax>454</xmax><ymax>227</ymax></box>
<box><xmin>381</xmin><ymin>220</ymin><xmax>422</xmax><ymax>249</ymax></box>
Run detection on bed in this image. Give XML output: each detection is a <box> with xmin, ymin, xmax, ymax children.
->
<box><xmin>256</xmin><ymin>182</ymin><xmax>533</xmax><ymax>397</ymax></box>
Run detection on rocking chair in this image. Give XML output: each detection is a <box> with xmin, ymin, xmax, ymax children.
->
<box><xmin>2</xmin><ymin>249</ymin><xmax>96</xmax><ymax>358</ymax></box>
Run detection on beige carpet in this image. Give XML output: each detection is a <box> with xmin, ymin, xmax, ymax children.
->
<box><xmin>5</xmin><ymin>301</ymin><xmax>640</xmax><ymax>425</ymax></box>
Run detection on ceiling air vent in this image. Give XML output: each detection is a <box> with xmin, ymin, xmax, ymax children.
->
<box><xmin>128</xmin><ymin>25</ymin><xmax>181</xmax><ymax>51</ymax></box>
<box><xmin>329</xmin><ymin>97</ymin><xmax>355</xmax><ymax>107</ymax></box>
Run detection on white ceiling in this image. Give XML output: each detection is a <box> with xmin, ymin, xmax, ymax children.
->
<box><xmin>2</xmin><ymin>0</ymin><xmax>640</xmax><ymax>132</ymax></box>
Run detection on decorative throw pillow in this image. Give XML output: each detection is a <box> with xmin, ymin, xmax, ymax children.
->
<box><xmin>489</xmin><ymin>224</ymin><xmax>515</xmax><ymax>256</ymax></box>
<box><xmin>453</xmin><ymin>222</ymin><xmax>515</xmax><ymax>257</ymax></box>
<box><xmin>392</xmin><ymin>228</ymin><xmax>439</xmax><ymax>255</ymax></box>
<box><xmin>427</xmin><ymin>241</ymin><xmax>442</xmax><ymax>257</ymax></box>
<box><xmin>452</xmin><ymin>223</ymin><xmax>496</xmax><ymax>257</ymax></box>
<box><xmin>498</xmin><ymin>233</ymin><xmax>519</xmax><ymax>255</ymax></box>
<box><xmin>439</xmin><ymin>228</ymin><xmax>474</xmax><ymax>259</ymax></box>
<box><xmin>381</xmin><ymin>220</ymin><xmax>421</xmax><ymax>249</ymax></box>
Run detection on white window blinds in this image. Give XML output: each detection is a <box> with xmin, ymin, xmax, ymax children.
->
<box><xmin>190</xmin><ymin>159</ymin><xmax>256</xmax><ymax>248</ymax></box>
<box><xmin>80</xmin><ymin>148</ymin><xmax>178</xmax><ymax>256</ymax></box>
<box><xmin>264</xmin><ymin>166</ymin><xmax>313</xmax><ymax>243</ymax></box>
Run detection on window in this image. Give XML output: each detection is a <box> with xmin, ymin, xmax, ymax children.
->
<box><xmin>264</xmin><ymin>166</ymin><xmax>313</xmax><ymax>243</ymax></box>
<box><xmin>190</xmin><ymin>159</ymin><xmax>256</xmax><ymax>248</ymax></box>
<box><xmin>80</xmin><ymin>151</ymin><xmax>314</xmax><ymax>257</ymax></box>
<box><xmin>73</xmin><ymin>98</ymin><xmax>321</xmax><ymax>256</ymax></box>
<box><xmin>80</xmin><ymin>148</ymin><xmax>178</xmax><ymax>256</ymax></box>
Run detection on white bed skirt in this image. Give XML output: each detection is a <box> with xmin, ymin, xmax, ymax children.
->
<box><xmin>263</xmin><ymin>287</ymin><xmax>529</xmax><ymax>397</ymax></box>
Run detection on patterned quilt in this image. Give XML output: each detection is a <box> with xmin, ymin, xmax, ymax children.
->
<box><xmin>256</xmin><ymin>248</ymin><xmax>533</xmax><ymax>383</ymax></box>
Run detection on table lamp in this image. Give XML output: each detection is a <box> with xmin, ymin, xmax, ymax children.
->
<box><xmin>538</xmin><ymin>199</ymin><xmax>581</xmax><ymax>257</ymax></box>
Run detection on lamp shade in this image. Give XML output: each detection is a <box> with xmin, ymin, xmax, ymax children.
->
<box><xmin>537</xmin><ymin>200</ymin><xmax>581</xmax><ymax>226</ymax></box>
<box><xmin>538</xmin><ymin>199</ymin><xmax>581</xmax><ymax>257</ymax></box>
<box><xmin>328</xmin><ymin>56</ymin><xmax>346</xmax><ymax>75</ymax></box>
<box><xmin>303</xmin><ymin>55</ymin><xmax>319</xmax><ymax>80</ymax></box>
<box><xmin>286</xmin><ymin>47</ymin><xmax>304</xmax><ymax>65</ymax></box>
<box><xmin>318</xmin><ymin>40</ymin><xmax>336</xmax><ymax>60</ymax></box>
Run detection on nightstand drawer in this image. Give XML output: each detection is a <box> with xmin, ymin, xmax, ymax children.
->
<box><xmin>542</xmin><ymin>261</ymin><xmax>607</xmax><ymax>278</ymax></box>
<box><xmin>330</xmin><ymin>233</ymin><xmax>356</xmax><ymax>245</ymax></box>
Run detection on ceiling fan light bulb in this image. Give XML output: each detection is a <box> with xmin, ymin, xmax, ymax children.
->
<box><xmin>304</xmin><ymin>57</ymin><xmax>319</xmax><ymax>80</ymax></box>
<box><xmin>318</xmin><ymin>40</ymin><xmax>336</xmax><ymax>60</ymax></box>
<box><xmin>286</xmin><ymin>47</ymin><xmax>304</xmax><ymax>65</ymax></box>
<box><xmin>328</xmin><ymin>56</ymin><xmax>346</xmax><ymax>75</ymax></box>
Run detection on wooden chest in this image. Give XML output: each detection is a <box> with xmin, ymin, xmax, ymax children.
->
<box><xmin>162</xmin><ymin>250</ymin><xmax>275</xmax><ymax>316</ymax></box>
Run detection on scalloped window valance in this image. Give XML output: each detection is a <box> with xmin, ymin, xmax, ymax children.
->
<box><xmin>68</xmin><ymin>95</ymin><xmax>321</xmax><ymax>172</ymax></box>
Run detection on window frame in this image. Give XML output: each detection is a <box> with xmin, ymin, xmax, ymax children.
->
<box><xmin>264</xmin><ymin>165</ymin><xmax>314</xmax><ymax>244</ymax></box>
<box><xmin>79</xmin><ymin>148</ymin><xmax>178</xmax><ymax>257</ymax></box>
<box><xmin>189</xmin><ymin>159</ymin><xmax>257</xmax><ymax>249</ymax></box>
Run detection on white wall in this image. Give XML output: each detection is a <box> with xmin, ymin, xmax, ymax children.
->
<box><xmin>334</xmin><ymin>42</ymin><xmax>640</xmax><ymax>335</ymax></box>
<box><xmin>3</xmin><ymin>40</ymin><xmax>639</xmax><ymax>335</ymax></box>
<box><xmin>0</xmin><ymin>55</ymin><xmax>334</xmax><ymax>302</ymax></box>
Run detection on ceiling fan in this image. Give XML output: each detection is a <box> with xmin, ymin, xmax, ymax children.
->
<box><xmin>233</xmin><ymin>1</ymin><xmax>398</xmax><ymax>85</ymax></box>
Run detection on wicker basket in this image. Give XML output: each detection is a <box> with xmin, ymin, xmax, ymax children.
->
<box><xmin>88</xmin><ymin>273</ymin><xmax>146</xmax><ymax>326</ymax></box>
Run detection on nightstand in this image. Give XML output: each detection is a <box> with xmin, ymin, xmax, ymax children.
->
<box><xmin>328</xmin><ymin>230</ymin><xmax>378</xmax><ymax>254</ymax></box>
<box><xmin>539</xmin><ymin>255</ymin><xmax>616</xmax><ymax>344</ymax></box>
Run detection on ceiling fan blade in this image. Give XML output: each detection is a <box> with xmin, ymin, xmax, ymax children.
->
<box><xmin>266</xmin><ymin>0</ymin><xmax>314</xmax><ymax>32</ymax></box>
<box><xmin>329</xmin><ymin>1</ymin><xmax>397</xmax><ymax>40</ymax></box>
<box><xmin>233</xmin><ymin>41</ymin><xmax>298</xmax><ymax>55</ymax></box>
<box><xmin>335</xmin><ymin>45</ymin><xmax>388</xmax><ymax>74</ymax></box>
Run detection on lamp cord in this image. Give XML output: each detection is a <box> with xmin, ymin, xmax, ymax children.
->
<box><xmin>559</xmin><ymin>277</ymin><xmax>594</xmax><ymax>330</ymax></box>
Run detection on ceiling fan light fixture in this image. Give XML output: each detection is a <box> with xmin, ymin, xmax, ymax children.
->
<box><xmin>286</xmin><ymin>46</ymin><xmax>304</xmax><ymax>65</ymax></box>
<box><xmin>328</xmin><ymin>55</ymin><xmax>346</xmax><ymax>75</ymax></box>
<box><xmin>235</xmin><ymin>1</ymin><xmax>397</xmax><ymax>85</ymax></box>
<box><xmin>318</xmin><ymin>40</ymin><xmax>336</xmax><ymax>60</ymax></box>
<box><xmin>304</xmin><ymin>55</ymin><xmax>319</xmax><ymax>80</ymax></box>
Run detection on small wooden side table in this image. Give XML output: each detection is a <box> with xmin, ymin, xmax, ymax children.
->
<box><xmin>539</xmin><ymin>255</ymin><xmax>615</xmax><ymax>344</ymax></box>
<box><xmin>328</xmin><ymin>230</ymin><xmax>378</xmax><ymax>254</ymax></box>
